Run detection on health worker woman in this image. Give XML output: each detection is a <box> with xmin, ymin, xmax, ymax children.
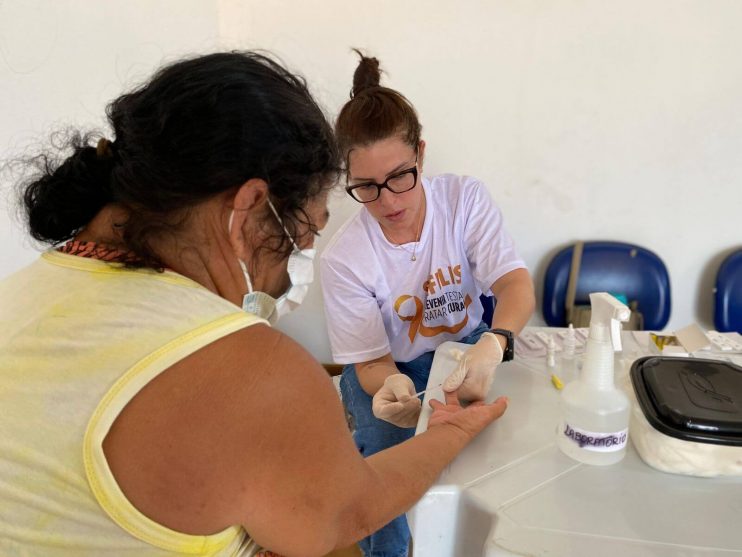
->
<box><xmin>320</xmin><ymin>51</ymin><xmax>536</xmax><ymax>556</ymax></box>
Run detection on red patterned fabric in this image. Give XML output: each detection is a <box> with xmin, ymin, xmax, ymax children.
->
<box><xmin>58</xmin><ymin>240</ymin><xmax>141</xmax><ymax>264</ymax></box>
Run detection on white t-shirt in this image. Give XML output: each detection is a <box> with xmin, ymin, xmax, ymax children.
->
<box><xmin>320</xmin><ymin>174</ymin><xmax>526</xmax><ymax>364</ymax></box>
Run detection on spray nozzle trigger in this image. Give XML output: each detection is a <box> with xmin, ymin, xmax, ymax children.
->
<box><xmin>588</xmin><ymin>292</ymin><xmax>630</xmax><ymax>352</ymax></box>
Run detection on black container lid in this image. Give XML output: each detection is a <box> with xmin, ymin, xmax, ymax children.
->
<box><xmin>631</xmin><ymin>356</ymin><xmax>742</xmax><ymax>446</ymax></box>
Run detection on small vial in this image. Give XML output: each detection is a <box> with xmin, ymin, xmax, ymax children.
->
<box><xmin>561</xmin><ymin>324</ymin><xmax>578</xmax><ymax>381</ymax></box>
<box><xmin>546</xmin><ymin>336</ymin><xmax>557</xmax><ymax>369</ymax></box>
<box><xmin>547</xmin><ymin>336</ymin><xmax>564</xmax><ymax>389</ymax></box>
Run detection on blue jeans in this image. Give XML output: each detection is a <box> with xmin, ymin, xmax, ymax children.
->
<box><xmin>339</xmin><ymin>322</ymin><xmax>490</xmax><ymax>557</ymax></box>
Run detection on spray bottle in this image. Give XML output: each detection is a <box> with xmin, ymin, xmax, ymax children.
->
<box><xmin>556</xmin><ymin>292</ymin><xmax>631</xmax><ymax>465</ymax></box>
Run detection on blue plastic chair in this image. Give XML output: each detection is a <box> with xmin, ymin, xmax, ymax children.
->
<box><xmin>542</xmin><ymin>241</ymin><xmax>671</xmax><ymax>330</ymax></box>
<box><xmin>714</xmin><ymin>249</ymin><xmax>742</xmax><ymax>333</ymax></box>
<box><xmin>480</xmin><ymin>294</ymin><xmax>495</xmax><ymax>327</ymax></box>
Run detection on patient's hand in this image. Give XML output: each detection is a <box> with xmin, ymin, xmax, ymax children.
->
<box><xmin>428</xmin><ymin>390</ymin><xmax>508</xmax><ymax>437</ymax></box>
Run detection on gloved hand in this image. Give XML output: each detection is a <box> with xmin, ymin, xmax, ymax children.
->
<box><xmin>372</xmin><ymin>374</ymin><xmax>422</xmax><ymax>428</ymax></box>
<box><xmin>443</xmin><ymin>332</ymin><xmax>503</xmax><ymax>402</ymax></box>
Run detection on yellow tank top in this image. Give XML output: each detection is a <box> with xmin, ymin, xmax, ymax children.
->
<box><xmin>0</xmin><ymin>251</ymin><xmax>266</xmax><ymax>556</ymax></box>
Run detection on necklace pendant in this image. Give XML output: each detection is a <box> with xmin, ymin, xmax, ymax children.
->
<box><xmin>411</xmin><ymin>255</ymin><xmax>416</xmax><ymax>261</ymax></box>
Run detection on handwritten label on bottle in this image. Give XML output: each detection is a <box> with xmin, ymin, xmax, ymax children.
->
<box><xmin>561</xmin><ymin>423</ymin><xmax>628</xmax><ymax>452</ymax></box>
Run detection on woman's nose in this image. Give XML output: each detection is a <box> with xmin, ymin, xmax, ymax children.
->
<box><xmin>376</xmin><ymin>186</ymin><xmax>396</xmax><ymax>205</ymax></box>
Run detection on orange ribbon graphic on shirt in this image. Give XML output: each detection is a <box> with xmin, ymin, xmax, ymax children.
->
<box><xmin>394</xmin><ymin>294</ymin><xmax>472</xmax><ymax>343</ymax></box>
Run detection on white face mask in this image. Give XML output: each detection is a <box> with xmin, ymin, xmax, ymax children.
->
<box><xmin>229</xmin><ymin>200</ymin><xmax>316</xmax><ymax>324</ymax></box>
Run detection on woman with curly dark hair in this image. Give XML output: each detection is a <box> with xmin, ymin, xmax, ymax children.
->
<box><xmin>0</xmin><ymin>51</ymin><xmax>507</xmax><ymax>557</ymax></box>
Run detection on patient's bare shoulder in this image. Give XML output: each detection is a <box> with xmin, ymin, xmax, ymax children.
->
<box><xmin>103</xmin><ymin>323</ymin><xmax>344</xmax><ymax>535</ymax></box>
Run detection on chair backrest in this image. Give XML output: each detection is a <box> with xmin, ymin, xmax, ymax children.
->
<box><xmin>714</xmin><ymin>249</ymin><xmax>742</xmax><ymax>333</ymax></box>
<box><xmin>542</xmin><ymin>241</ymin><xmax>671</xmax><ymax>330</ymax></box>
<box><xmin>480</xmin><ymin>294</ymin><xmax>495</xmax><ymax>327</ymax></box>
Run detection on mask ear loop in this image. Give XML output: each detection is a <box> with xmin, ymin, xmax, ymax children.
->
<box><xmin>229</xmin><ymin>210</ymin><xmax>255</xmax><ymax>295</ymax></box>
<box><xmin>239</xmin><ymin>259</ymin><xmax>255</xmax><ymax>294</ymax></box>
<box><xmin>267</xmin><ymin>199</ymin><xmax>301</xmax><ymax>252</ymax></box>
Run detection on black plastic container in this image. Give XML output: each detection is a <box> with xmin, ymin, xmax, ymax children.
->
<box><xmin>630</xmin><ymin>356</ymin><xmax>742</xmax><ymax>446</ymax></box>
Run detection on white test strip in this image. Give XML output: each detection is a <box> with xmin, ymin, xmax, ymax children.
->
<box><xmin>517</xmin><ymin>331</ymin><xmax>542</xmax><ymax>351</ymax></box>
<box><xmin>414</xmin><ymin>383</ymin><xmax>443</xmax><ymax>398</ymax></box>
<box><xmin>707</xmin><ymin>331</ymin><xmax>742</xmax><ymax>352</ymax></box>
<box><xmin>535</xmin><ymin>331</ymin><xmax>562</xmax><ymax>351</ymax></box>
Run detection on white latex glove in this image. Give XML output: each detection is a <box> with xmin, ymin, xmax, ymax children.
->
<box><xmin>372</xmin><ymin>374</ymin><xmax>422</xmax><ymax>428</ymax></box>
<box><xmin>443</xmin><ymin>332</ymin><xmax>504</xmax><ymax>402</ymax></box>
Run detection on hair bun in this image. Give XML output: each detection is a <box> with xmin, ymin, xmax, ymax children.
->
<box><xmin>350</xmin><ymin>48</ymin><xmax>381</xmax><ymax>98</ymax></box>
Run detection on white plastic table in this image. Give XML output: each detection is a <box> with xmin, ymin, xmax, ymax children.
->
<box><xmin>408</xmin><ymin>334</ymin><xmax>742</xmax><ymax>557</ymax></box>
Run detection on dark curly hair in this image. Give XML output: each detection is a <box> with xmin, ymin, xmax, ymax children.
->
<box><xmin>19</xmin><ymin>51</ymin><xmax>340</xmax><ymax>269</ymax></box>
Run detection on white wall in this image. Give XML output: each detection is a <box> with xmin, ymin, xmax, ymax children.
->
<box><xmin>2</xmin><ymin>1</ymin><xmax>741</xmax><ymax>363</ymax></box>
<box><xmin>0</xmin><ymin>0</ymin><xmax>221</xmax><ymax>269</ymax></box>
<box><xmin>220</xmin><ymin>0</ymin><xmax>742</xmax><ymax>361</ymax></box>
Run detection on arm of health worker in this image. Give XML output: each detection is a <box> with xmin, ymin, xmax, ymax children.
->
<box><xmin>355</xmin><ymin>352</ymin><xmax>398</xmax><ymax>395</ymax></box>
<box><xmin>443</xmin><ymin>268</ymin><xmax>536</xmax><ymax>401</ymax></box>
<box><xmin>488</xmin><ymin>267</ymin><xmax>535</xmax><ymax>343</ymax></box>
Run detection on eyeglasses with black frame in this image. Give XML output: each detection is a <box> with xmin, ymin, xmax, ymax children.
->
<box><xmin>345</xmin><ymin>149</ymin><xmax>419</xmax><ymax>203</ymax></box>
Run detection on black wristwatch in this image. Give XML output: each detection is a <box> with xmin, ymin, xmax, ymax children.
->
<box><xmin>490</xmin><ymin>328</ymin><xmax>514</xmax><ymax>362</ymax></box>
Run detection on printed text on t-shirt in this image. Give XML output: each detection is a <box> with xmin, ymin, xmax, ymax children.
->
<box><xmin>423</xmin><ymin>265</ymin><xmax>462</xmax><ymax>295</ymax></box>
<box><xmin>394</xmin><ymin>263</ymin><xmax>471</xmax><ymax>343</ymax></box>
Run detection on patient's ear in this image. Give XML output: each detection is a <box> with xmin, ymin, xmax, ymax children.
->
<box><xmin>228</xmin><ymin>179</ymin><xmax>269</xmax><ymax>254</ymax></box>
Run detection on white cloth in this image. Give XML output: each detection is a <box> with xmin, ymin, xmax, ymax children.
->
<box><xmin>321</xmin><ymin>174</ymin><xmax>526</xmax><ymax>364</ymax></box>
